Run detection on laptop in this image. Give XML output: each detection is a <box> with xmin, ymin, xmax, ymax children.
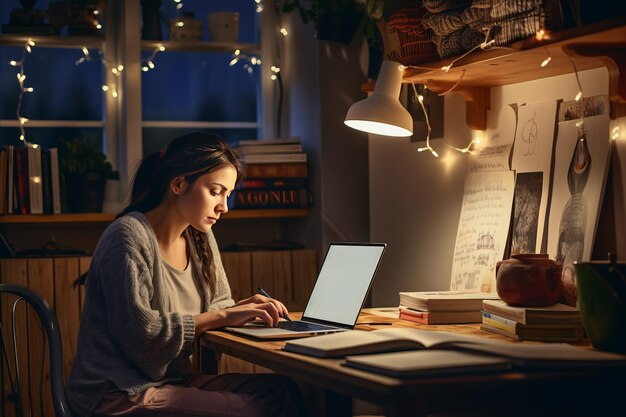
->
<box><xmin>225</xmin><ymin>242</ymin><xmax>387</xmax><ymax>339</ymax></box>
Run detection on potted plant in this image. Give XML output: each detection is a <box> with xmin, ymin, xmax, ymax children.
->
<box><xmin>59</xmin><ymin>136</ymin><xmax>119</xmax><ymax>213</ymax></box>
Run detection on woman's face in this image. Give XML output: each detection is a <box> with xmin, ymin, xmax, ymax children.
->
<box><xmin>172</xmin><ymin>165</ymin><xmax>237</xmax><ymax>232</ymax></box>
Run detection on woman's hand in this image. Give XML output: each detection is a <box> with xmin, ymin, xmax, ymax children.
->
<box><xmin>194</xmin><ymin>298</ymin><xmax>289</xmax><ymax>334</ymax></box>
<box><xmin>234</xmin><ymin>294</ymin><xmax>290</xmax><ymax>323</ymax></box>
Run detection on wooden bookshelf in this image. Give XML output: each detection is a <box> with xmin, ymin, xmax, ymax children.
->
<box><xmin>0</xmin><ymin>209</ymin><xmax>310</xmax><ymax>224</ymax></box>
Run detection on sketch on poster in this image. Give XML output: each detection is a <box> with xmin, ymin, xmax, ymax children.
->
<box><xmin>469</xmin><ymin>107</ymin><xmax>516</xmax><ymax>172</ymax></box>
<box><xmin>511</xmin><ymin>172</ymin><xmax>543</xmax><ymax>255</ymax></box>
<box><xmin>547</xmin><ymin>113</ymin><xmax>611</xmax><ymax>305</ymax></box>
<box><xmin>450</xmin><ymin>171</ymin><xmax>515</xmax><ymax>293</ymax></box>
<box><xmin>511</xmin><ymin>100</ymin><xmax>558</xmax><ymax>253</ymax></box>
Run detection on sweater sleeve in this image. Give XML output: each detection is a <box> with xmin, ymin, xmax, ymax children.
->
<box><xmin>94</xmin><ymin>217</ymin><xmax>195</xmax><ymax>381</ymax></box>
<box><xmin>206</xmin><ymin>229</ymin><xmax>235</xmax><ymax>310</ymax></box>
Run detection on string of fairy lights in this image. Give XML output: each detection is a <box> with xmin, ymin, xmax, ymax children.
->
<box><xmin>404</xmin><ymin>27</ymin><xmax>589</xmax><ymax>158</ymax></box>
<box><xmin>8</xmin><ymin>4</ymin><xmax>616</xmax><ymax>149</ymax></box>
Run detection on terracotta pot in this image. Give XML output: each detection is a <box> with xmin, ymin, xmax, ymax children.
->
<box><xmin>495</xmin><ymin>254</ymin><xmax>563</xmax><ymax>306</ymax></box>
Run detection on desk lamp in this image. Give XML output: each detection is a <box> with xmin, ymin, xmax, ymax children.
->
<box><xmin>344</xmin><ymin>60</ymin><xmax>413</xmax><ymax>137</ymax></box>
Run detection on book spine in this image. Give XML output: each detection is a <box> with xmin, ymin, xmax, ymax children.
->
<box><xmin>49</xmin><ymin>148</ymin><xmax>61</xmax><ymax>214</ymax></box>
<box><xmin>243</xmin><ymin>153</ymin><xmax>307</xmax><ymax>164</ymax></box>
<box><xmin>236</xmin><ymin>144</ymin><xmax>303</xmax><ymax>154</ymax></box>
<box><xmin>14</xmin><ymin>147</ymin><xmax>29</xmax><ymax>214</ymax></box>
<box><xmin>228</xmin><ymin>188</ymin><xmax>310</xmax><ymax>209</ymax></box>
<box><xmin>41</xmin><ymin>149</ymin><xmax>53</xmax><ymax>214</ymax></box>
<box><xmin>7</xmin><ymin>145</ymin><xmax>14</xmax><ymax>213</ymax></box>
<box><xmin>399</xmin><ymin>309</ymin><xmax>429</xmax><ymax>324</ymax></box>
<box><xmin>0</xmin><ymin>148</ymin><xmax>6</xmax><ymax>214</ymax></box>
<box><xmin>482</xmin><ymin>313</ymin><xmax>517</xmax><ymax>333</ymax></box>
<box><xmin>239</xmin><ymin>178</ymin><xmax>308</xmax><ymax>189</ymax></box>
<box><xmin>482</xmin><ymin>302</ymin><xmax>526</xmax><ymax>324</ymax></box>
<box><xmin>28</xmin><ymin>146</ymin><xmax>43</xmax><ymax>214</ymax></box>
<box><xmin>246</xmin><ymin>163</ymin><xmax>308</xmax><ymax>178</ymax></box>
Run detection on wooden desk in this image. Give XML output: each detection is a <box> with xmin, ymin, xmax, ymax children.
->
<box><xmin>200</xmin><ymin>313</ymin><xmax>625</xmax><ymax>417</ymax></box>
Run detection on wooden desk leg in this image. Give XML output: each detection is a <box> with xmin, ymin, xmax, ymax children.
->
<box><xmin>199</xmin><ymin>345</ymin><xmax>219</xmax><ymax>375</ymax></box>
<box><xmin>324</xmin><ymin>390</ymin><xmax>351</xmax><ymax>417</ymax></box>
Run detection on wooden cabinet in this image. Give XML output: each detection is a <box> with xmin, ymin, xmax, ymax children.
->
<box><xmin>395</xmin><ymin>17</ymin><xmax>626</xmax><ymax>130</ymax></box>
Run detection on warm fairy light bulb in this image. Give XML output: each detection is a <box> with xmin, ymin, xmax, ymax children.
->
<box><xmin>417</xmin><ymin>95</ymin><xmax>424</xmax><ymax>103</ymax></box>
<box><xmin>96</xmin><ymin>24</ymin><xmax>102</xmax><ymax>29</ymax></box>
<box><xmin>159</xmin><ymin>45</ymin><xmax>165</xmax><ymax>51</ymax></box>
<box><xmin>541</xmin><ymin>56</ymin><xmax>552</xmax><ymax>67</ymax></box>
<box><xmin>82</xmin><ymin>47</ymin><xmax>89</xmax><ymax>56</ymax></box>
<box><xmin>27</xmin><ymin>40</ymin><xmax>35</xmax><ymax>46</ymax></box>
<box><xmin>148</xmin><ymin>60</ymin><xmax>155</xmax><ymax>69</ymax></box>
<box><xmin>251</xmin><ymin>57</ymin><xmax>257</xmax><ymax>65</ymax></box>
<box><xmin>480</xmin><ymin>39</ymin><xmax>495</xmax><ymax>49</ymax></box>
<box><xmin>19</xmin><ymin>133</ymin><xmax>25</xmax><ymax>141</ymax></box>
<box><xmin>234</xmin><ymin>49</ymin><xmax>241</xmax><ymax>56</ymax></box>
<box><xmin>575</xmin><ymin>91</ymin><xmax>583</xmax><ymax>101</ymax></box>
<box><xmin>9</xmin><ymin>60</ymin><xmax>18</xmax><ymax>66</ymax></box>
<box><xmin>441</xmin><ymin>65</ymin><xmax>451</xmax><ymax>72</ymax></box>
<box><xmin>102</xmin><ymin>85</ymin><xmax>109</xmax><ymax>91</ymax></box>
<box><xmin>535</xmin><ymin>29</ymin><xmax>545</xmax><ymax>41</ymax></box>
<box><xmin>112</xmin><ymin>90</ymin><xmax>118</xmax><ymax>98</ymax></box>
<box><xmin>576</xmin><ymin>120</ymin><xmax>584</xmax><ymax>127</ymax></box>
<box><xmin>613</xmin><ymin>127</ymin><xmax>620</xmax><ymax>140</ymax></box>
<box><xmin>19</xmin><ymin>117</ymin><xmax>29</xmax><ymax>124</ymax></box>
<box><xmin>271</xmin><ymin>66</ymin><xmax>280</xmax><ymax>73</ymax></box>
<box><xmin>93</xmin><ymin>9</ymin><xmax>99</xmax><ymax>15</ymax></box>
<box><xmin>24</xmin><ymin>87</ymin><xmax>33</xmax><ymax>92</ymax></box>
<box><xmin>117</xmin><ymin>65</ymin><xmax>124</xmax><ymax>71</ymax></box>
<box><xmin>111</xmin><ymin>68</ymin><xmax>119</xmax><ymax>75</ymax></box>
<box><xmin>176</xmin><ymin>3</ymin><xmax>183</xmax><ymax>9</ymax></box>
<box><xmin>270</xmin><ymin>74</ymin><xmax>277</xmax><ymax>81</ymax></box>
<box><xmin>280</xmin><ymin>27</ymin><xmax>288</xmax><ymax>36</ymax></box>
<box><xmin>142</xmin><ymin>66</ymin><xmax>149</xmax><ymax>72</ymax></box>
<box><xmin>176</xmin><ymin>21</ymin><xmax>184</xmax><ymax>27</ymax></box>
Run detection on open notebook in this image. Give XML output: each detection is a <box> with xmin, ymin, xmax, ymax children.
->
<box><xmin>225</xmin><ymin>242</ymin><xmax>386</xmax><ymax>339</ymax></box>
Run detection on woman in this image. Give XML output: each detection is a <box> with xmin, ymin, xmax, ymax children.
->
<box><xmin>66</xmin><ymin>132</ymin><xmax>307</xmax><ymax>417</ymax></box>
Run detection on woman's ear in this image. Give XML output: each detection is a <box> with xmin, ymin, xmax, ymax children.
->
<box><xmin>170</xmin><ymin>176</ymin><xmax>187</xmax><ymax>196</ymax></box>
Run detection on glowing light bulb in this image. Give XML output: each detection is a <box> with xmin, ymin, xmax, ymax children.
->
<box><xmin>441</xmin><ymin>65</ymin><xmax>451</xmax><ymax>72</ymax></box>
<box><xmin>541</xmin><ymin>56</ymin><xmax>552</xmax><ymax>67</ymax></box>
<box><xmin>102</xmin><ymin>85</ymin><xmax>109</xmax><ymax>91</ymax></box>
<box><xmin>280</xmin><ymin>28</ymin><xmax>288</xmax><ymax>36</ymax></box>
<box><xmin>9</xmin><ymin>60</ymin><xmax>18</xmax><ymax>66</ymax></box>
<box><xmin>535</xmin><ymin>29</ymin><xmax>545</xmax><ymax>41</ymax></box>
<box><xmin>575</xmin><ymin>91</ymin><xmax>583</xmax><ymax>101</ymax></box>
<box><xmin>176</xmin><ymin>21</ymin><xmax>184</xmax><ymax>27</ymax></box>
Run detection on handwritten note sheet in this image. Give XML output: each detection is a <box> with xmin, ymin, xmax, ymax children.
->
<box><xmin>450</xmin><ymin>171</ymin><xmax>515</xmax><ymax>293</ymax></box>
<box><xmin>469</xmin><ymin>106</ymin><xmax>516</xmax><ymax>172</ymax></box>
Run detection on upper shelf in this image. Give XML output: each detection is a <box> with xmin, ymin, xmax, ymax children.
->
<box><xmin>0</xmin><ymin>209</ymin><xmax>310</xmax><ymax>225</ymax></box>
<box><xmin>0</xmin><ymin>34</ymin><xmax>104</xmax><ymax>48</ymax></box>
<box><xmin>142</xmin><ymin>40</ymin><xmax>260</xmax><ymax>55</ymax></box>
<box><xmin>400</xmin><ymin>17</ymin><xmax>626</xmax><ymax>129</ymax></box>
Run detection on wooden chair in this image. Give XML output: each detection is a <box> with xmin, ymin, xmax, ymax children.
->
<box><xmin>0</xmin><ymin>283</ymin><xmax>73</xmax><ymax>417</ymax></box>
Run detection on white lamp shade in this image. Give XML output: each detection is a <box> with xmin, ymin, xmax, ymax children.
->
<box><xmin>345</xmin><ymin>61</ymin><xmax>413</xmax><ymax>137</ymax></box>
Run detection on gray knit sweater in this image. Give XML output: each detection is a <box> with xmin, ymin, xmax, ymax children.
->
<box><xmin>66</xmin><ymin>212</ymin><xmax>235</xmax><ymax>417</ymax></box>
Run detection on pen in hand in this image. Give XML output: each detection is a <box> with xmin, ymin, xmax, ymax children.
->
<box><xmin>257</xmin><ymin>287</ymin><xmax>293</xmax><ymax>323</ymax></box>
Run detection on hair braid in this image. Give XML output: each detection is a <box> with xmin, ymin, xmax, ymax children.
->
<box><xmin>188</xmin><ymin>226</ymin><xmax>216</xmax><ymax>297</ymax></box>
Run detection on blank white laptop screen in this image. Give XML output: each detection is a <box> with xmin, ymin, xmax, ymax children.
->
<box><xmin>302</xmin><ymin>243</ymin><xmax>386</xmax><ymax>326</ymax></box>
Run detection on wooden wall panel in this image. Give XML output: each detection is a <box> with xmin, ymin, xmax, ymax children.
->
<box><xmin>220</xmin><ymin>252</ymin><xmax>252</xmax><ymax>302</ymax></box>
<box><xmin>1</xmin><ymin>259</ymin><xmax>28</xmax><ymax>417</ymax></box>
<box><xmin>79</xmin><ymin>257</ymin><xmax>91</xmax><ymax>313</ymax></box>
<box><xmin>251</xmin><ymin>251</ymin><xmax>292</xmax><ymax>307</ymax></box>
<box><xmin>291</xmin><ymin>249</ymin><xmax>318</xmax><ymax>311</ymax></box>
<box><xmin>54</xmin><ymin>257</ymin><xmax>82</xmax><ymax>381</ymax></box>
<box><xmin>26</xmin><ymin>258</ymin><xmax>55</xmax><ymax>417</ymax></box>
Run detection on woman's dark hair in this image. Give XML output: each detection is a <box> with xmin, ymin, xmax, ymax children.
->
<box><xmin>119</xmin><ymin>132</ymin><xmax>245</xmax><ymax>295</ymax></box>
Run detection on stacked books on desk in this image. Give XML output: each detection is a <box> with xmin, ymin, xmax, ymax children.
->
<box><xmin>480</xmin><ymin>299</ymin><xmax>584</xmax><ymax>342</ymax></box>
<box><xmin>398</xmin><ymin>291</ymin><xmax>500</xmax><ymax>324</ymax></box>
<box><xmin>230</xmin><ymin>138</ymin><xmax>310</xmax><ymax>209</ymax></box>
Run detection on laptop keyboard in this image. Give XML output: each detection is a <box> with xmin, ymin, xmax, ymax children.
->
<box><xmin>277</xmin><ymin>321</ymin><xmax>337</xmax><ymax>332</ymax></box>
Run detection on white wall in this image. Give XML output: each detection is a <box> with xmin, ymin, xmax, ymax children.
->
<box><xmin>369</xmin><ymin>67</ymin><xmax>625</xmax><ymax>307</ymax></box>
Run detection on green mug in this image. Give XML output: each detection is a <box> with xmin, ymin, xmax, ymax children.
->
<box><xmin>574</xmin><ymin>258</ymin><xmax>626</xmax><ymax>354</ymax></box>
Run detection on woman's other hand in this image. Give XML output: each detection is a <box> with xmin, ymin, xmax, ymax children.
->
<box><xmin>235</xmin><ymin>294</ymin><xmax>290</xmax><ymax>323</ymax></box>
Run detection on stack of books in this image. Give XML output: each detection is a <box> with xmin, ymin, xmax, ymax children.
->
<box><xmin>0</xmin><ymin>144</ymin><xmax>61</xmax><ymax>215</ymax></box>
<box><xmin>481</xmin><ymin>299</ymin><xmax>584</xmax><ymax>342</ymax></box>
<box><xmin>230</xmin><ymin>138</ymin><xmax>310</xmax><ymax>210</ymax></box>
<box><xmin>398</xmin><ymin>291</ymin><xmax>501</xmax><ymax>325</ymax></box>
